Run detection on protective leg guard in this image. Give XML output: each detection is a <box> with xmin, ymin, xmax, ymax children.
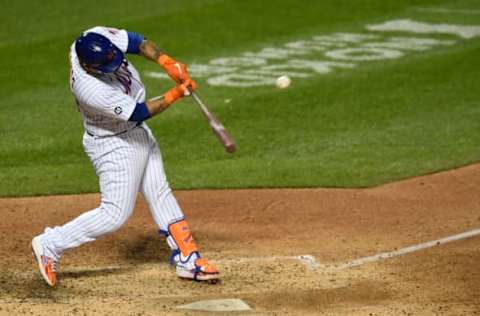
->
<box><xmin>163</xmin><ymin>219</ymin><xmax>219</xmax><ymax>281</ymax></box>
<box><xmin>167</xmin><ymin>219</ymin><xmax>198</xmax><ymax>258</ymax></box>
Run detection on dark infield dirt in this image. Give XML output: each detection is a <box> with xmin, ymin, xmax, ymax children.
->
<box><xmin>0</xmin><ymin>164</ymin><xmax>479</xmax><ymax>315</ymax></box>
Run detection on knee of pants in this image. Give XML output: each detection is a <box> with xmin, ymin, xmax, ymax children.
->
<box><xmin>100</xmin><ymin>202</ymin><xmax>133</xmax><ymax>233</ymax></box>
<box><xmin>157</xmin><ymin>183</ymin><xmax>172</xmax><ymax>197</ymax></box>
<box><xmin>145</xmin><ymin>182</ymin><xmax>171</xmax><ymax>201</ymax></box>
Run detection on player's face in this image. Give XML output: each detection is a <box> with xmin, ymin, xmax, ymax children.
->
<box><xmin>82</xmin><ymin>62</ymin><xmax>121</xmax><ymax>75</ymax></box>
<box><xmin>81</xmin><ymin>63</ymin><xmax>102</xmax><ymax>75</ymax></box>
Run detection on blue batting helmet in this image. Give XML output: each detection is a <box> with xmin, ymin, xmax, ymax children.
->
<box><xmin>75</xmin><ymin>32</ymin><xmax>124</xmax><ymax>74</ymax></box>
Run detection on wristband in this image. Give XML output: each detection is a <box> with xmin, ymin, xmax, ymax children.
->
<box><xmin>164</xmin><ymin>87</ymin><xmax>182</xmax><ymax>105</ymax></box>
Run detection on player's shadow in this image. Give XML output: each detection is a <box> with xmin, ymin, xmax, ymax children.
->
<box><xmin>118</xmin><ymin>233</ymin><xmax>171</xmax><ymax>264</ymax></box>
<box><xmin>60</xmin><ymin>266</ymin><xmax>132</xmax><ymax>279</ymax></box>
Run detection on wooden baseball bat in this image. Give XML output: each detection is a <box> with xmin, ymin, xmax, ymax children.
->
<box><xmin>188</xmin><ymin>89</ymin><xmax>236</xmax><ymax>153</ymax></box>
<box><xmin>149</xmin><ymin>89</ymin><xmax>237</xmax><ymax>153</ymax></box>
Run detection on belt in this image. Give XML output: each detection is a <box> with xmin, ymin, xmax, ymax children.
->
<box><xmin>86</xmin><ymin>122</ymin><xmax>142</xmax><ymax>138</ymax></box>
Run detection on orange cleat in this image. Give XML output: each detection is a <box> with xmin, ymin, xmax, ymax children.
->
<box><xmin>32</xmin><ymin>236</ymin><xmax>57</xmax><ymax>287</ymax></box>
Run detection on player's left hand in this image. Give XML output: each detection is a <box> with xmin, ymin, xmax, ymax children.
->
<box><xmin>164</xmin><ymin>79</ymin><xmax>198</xmax><ymax>105</ymax></box>
<box><xmin>157</xmin><ymin>54</ymin><xmax>190</xmax><ymax>83</ymax></box>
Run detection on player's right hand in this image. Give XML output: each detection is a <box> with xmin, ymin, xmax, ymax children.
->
<box><xmin>157</xmin><ymin>54</ymin><xmax>190</xmax><ymax>84</ymax></box>
<box><xmin>164</xmin><ymin>79</ymin><xmax>197</xmax><ymax>105</ymax></box>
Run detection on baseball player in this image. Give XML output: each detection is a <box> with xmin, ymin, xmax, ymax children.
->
<box><xmin>31</xmin><ymin>26</ymin><xmax>219</xmax><ymax>287</ymax></box>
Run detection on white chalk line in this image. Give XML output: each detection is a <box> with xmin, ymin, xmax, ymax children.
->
<box><xmin>216</xmin><ymin>228</ymin><xmax>480</xmax><ymax>271</ymax></box>
<box><xmin>334</xmin><ymin>228</ymin><xmax>480</xmax><ymax>270</ymax></box>
<box><xmin>414</xmin><ymin>7</ymin><xmax>480</xmax><ymax>15</ymax></box>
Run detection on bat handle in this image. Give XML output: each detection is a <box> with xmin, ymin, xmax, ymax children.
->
<box><xmin>188</xmin><ymin>87</ymin><xmax>202</xmax><ymax>104</ymax></box>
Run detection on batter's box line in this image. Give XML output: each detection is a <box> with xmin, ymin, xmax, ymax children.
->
<box><xmin>215</xmin><ymin>228</ymin><xmax>480</xmax><ymax>272</ymax></box>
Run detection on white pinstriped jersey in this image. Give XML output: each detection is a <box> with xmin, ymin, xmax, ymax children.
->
<box><xmin>69</xmin><ymin>26</ymin><xmax>146</xmax><ymax>137</ymax></box>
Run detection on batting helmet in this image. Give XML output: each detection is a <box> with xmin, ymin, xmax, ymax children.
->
<box><xmin>75</xmin><ymin>32</ymin><xmax>124</xmax><ymax>74</ymax></box>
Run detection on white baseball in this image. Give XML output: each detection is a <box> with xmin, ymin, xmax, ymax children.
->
<box><xmin>276</xmin><ymin>75</ymin><xmax>291</xmax><ymax>89</ymax></box>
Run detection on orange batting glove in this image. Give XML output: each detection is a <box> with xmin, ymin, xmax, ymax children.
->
<box><xmin>164</xmin><ymin>79</ymin><xmax>198</xmax><ymax>105</ymax></box>
<box><xmin>157</xmin><ymin>54</ymin><xmax>190</xmax><ymax>83</ymax></box>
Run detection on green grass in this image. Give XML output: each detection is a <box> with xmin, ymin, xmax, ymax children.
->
<box><xmin>0</xmin><ymin>0</ymin><xmax>479</xmax><ymax>196</ymax></box>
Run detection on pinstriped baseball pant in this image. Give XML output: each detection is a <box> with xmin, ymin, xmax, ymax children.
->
<box><xmin>41</xmin><ymin>125</ymin><xmax>184</xmax><ymax>259</ymax></box>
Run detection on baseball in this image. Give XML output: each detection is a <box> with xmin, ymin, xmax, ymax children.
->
<box><xmin>276</xmin><ymin>75</ymin><xmax>291</xmax><ymax>89</ymax></box>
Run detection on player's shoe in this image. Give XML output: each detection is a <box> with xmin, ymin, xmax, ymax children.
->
<box><xmin>171</xmin><ymin>251</ymin><xmax>219</xmax><ymax>281</ymax></box>
<box><xmin>31</xmin><ymin>236</ymin><xmax>57</xmax><ymax>287</ymax></box>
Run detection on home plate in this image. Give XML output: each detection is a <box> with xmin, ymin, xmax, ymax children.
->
<box><xmin>177</xmin><ymin>299</ymin><xmax>252</xmax><ymax>312</ymax></box>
